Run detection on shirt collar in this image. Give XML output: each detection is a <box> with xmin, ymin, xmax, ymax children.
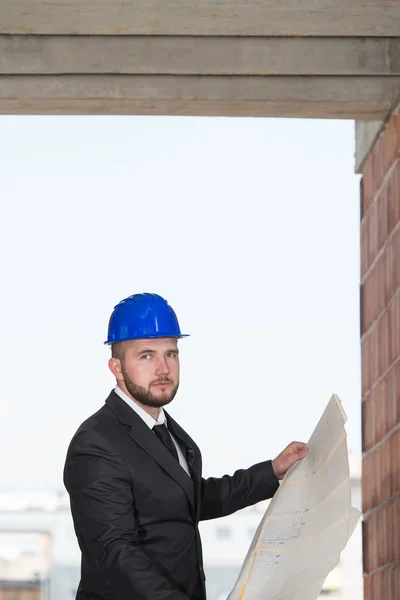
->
<box><xmin>114</xmin><ymin>385</ymin><xmax>166</xmax><ymax>429</ymax></box>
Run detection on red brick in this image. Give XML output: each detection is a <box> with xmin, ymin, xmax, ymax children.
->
<box><xmin>390</xmin><ymin>428</ymin><xmax>400</xmax><ymax>498</ymax></box>
<box><xmin>378</xmin><ymin>505</ymin><xmax>387</xmax><ymax>565</ymax></box>
<box><xmin>364</xmin><ymin>281</ymin><xmax>372</xmax><ymax>335</ymax></box>
<box><xmin>382</xmin><ymin>117</ymin><xmax>399</xmax><ymax>176</ymax></box>
<box><xmin>370</xmin><ymin>325</ymin><xmax>379</xmax><ymax>386</ymax></box>
<box><xmin>390</xmin><ymin>564</ymin><xmax>400</xmax><ymax>600</ymax></box>
<box><xmin>387</xmin><ymin>160</ymin><xmax>400</xmax><ymax>234</ymax></box>
<box><xmin>387</xmin><ymin>363</ymin><xmax>399</xmax><ymax>431</ymax></box>
<box><xmin>388</xmin><ymin>495</ymin><xmax>400</xmax><ymax>560</ymax></box>
<box><xmin>361</xmin><ymin>277</ymin><xmax>369</xmax><ymax>333</ymax></box>
<box><xmin>369</xmin><ymin>265</ymin><xmax>377</xmax><ymax>328</ymax></box>
<box><xmin>362</xmin><ymin>521</ymin><xmax>369</xmax><ymax>577</ymax></box>
<box><xmin>395</xmin><ymin>295</ymin><xmax>400</xmax><ymax>357</ymax></box>
<box><xmin>370</xmin><ymin>511</ymin><xmax>378</xmax><ymax>571</ymax></box>
<box><xmin>366</xmin><ymin>566</ymin><xmax>391</xmax><ymax>598</ymax></box>
<box><xmin>362</xmin><ymin>462</ymin><xmax>368</xmax><ymax>509</ymax></box>
<box><xmin>385</xmin><ymin>503</ymin><xmax>395</xmax><ymax>566</ymax></box>
<box><xmin>394</xmin><ymin>497</ymin><xmax>400</xmax><ymax>560</ymax></box>
<box><xmin>361</xmin><ymin>247</ymin><xmax>394</xmax><ymax>333</ymax></box>
<box><xmin>380</xmin><ymin>440</ymin><xmax>392</xmax><ymax>504</ymax></box>
<box><xmin>363</xmin><ymin>573</ymin><xmax>371</xmax><ymax>600</ymax></box>
<box><xmin>394</xmin><ymin>225</ymin><xmax>400</xmax><ymax>297</ymax></box>
<box><xmin>365</xmin><ymin>497</ymin><xmax>400</xmax><ymax>572</ymax></box>
<box><xmin>363</xmin><ymin>156</ymin><xmax>375</xmax><ymax>214</ymax></box>
<box><xmin>363</xmin><ymin>511</ymin><xmax>377</xmax><ymax>571</ymax></box>
<box><xmin>379</xmin><ymin>254</ymin><xmax>387</xmax><ymax>318</ymax></box>
<box><xmin>383</xmin><ymin>567</ymin><xmax>392</xmax><ymax>598</ymax></box>
<box><xmin>362</xmin><ymin>396</ymin><xmax>370</xmax><ymax>451</ymax></box>
<box><xmin>361</xmin><ymin>215</ymin><xmax>369</xmax><ymax>279</ymax></box>
<box><xmin>388</xmin><ymin>297</ymin><xmax>400</xmax><ymax>366</ymax></box>
<box><xmin>396</xmin><ymin>362</ymin><xmax>400</xmax><ymax>425</ymax></box>
<box><xmin>361</xmin><ymin>304</ymin><xmax>393</xmax><ymax>391</ymax></box>
<box><xmin>375</xmin><ymin>378</ymin><xmax>389</xmax><ymax>442</ymax></box>
<box><xmin>361</xmin><ymin>406</ymin><xmax>366</xmax><ymax>450</ymax></box>
<box><xmin>367</xmin><ymin>448</ymin><xmax>378</xmax><ymax>511</ymax></box>
<box><xmin>362</xmin><ymin>454</ymin><xmax>400</xmax><ymax>573</ymax></box>
<box><xmin>361</xmin><ymin>333</ymin><xmax>370</xmax><ymax>395</ymax></box>
<box><xmin>363</xmin><ymin>392</ymin><xmax>377</xmax><ymax>451</ymax></box>
<box><xmin>364</xmin><ymin>443</ymin><xmax>392</xmax><ymax>511</ymax></box>
<box><xmin>369</xmin><ymin>200</ymin><xmax>379</xmax><ymax>268</ymax></box>
<box><xmin>363</xmin><ymin>449</ymin><xmax>384</xmax><ymax>513</ymax></box>
<box><xmin>395</xmin><ymin>107</ymin><xmax>400</xmax><ymax>148</ymax></box>
<box><xmin>393</xmin><ymin>226</ymin><xmax>400</xmax><ymax>294</ymax></box>
<box><xmin>377</xmin><ymin>257</ymin><xmax>384</xmax><ymax>321</ymax></box>
<box><xmin>383</xmin><ymin>568</ymin><xmax>392</xmax><ymax>598</ymax></box>
<box><xmin>386</xmin><ymin>234</ymin><xmax>396</xmax><ymax>305</ymax></box>
<box><xmin>378</xmin><ymin>184</ymin><xmax>389</xmax><ymax>253</ymax></box>
<box><xmin>363</xmin><ymin>451</ymin><xmax>373</xmax><ymax>511</ymax></box>
<box><xmin>380</xmin><ymin>308</ymin><xmax>390</xmax><ymax>377</ymax></box>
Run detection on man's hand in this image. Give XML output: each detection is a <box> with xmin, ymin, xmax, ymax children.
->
<box><xmin>272</xmin><ymin>441</ymin><xmax>309</xmax><ymax>480</ymax></box>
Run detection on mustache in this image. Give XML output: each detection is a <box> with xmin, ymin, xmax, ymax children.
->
<box><xmin>151</xmin><ymin>377</ymin><xmax>174</xmax><ymax>385</ymax></box>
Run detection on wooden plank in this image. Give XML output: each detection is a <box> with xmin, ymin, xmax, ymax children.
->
<box><xmin>1</xmin><ymin>36</ymin><xmax>400</xmax><ymax>75</ymax></box>
<box><xmin>0</xmin><ymin>75</ymin><xmax>398</xmax><ymax>119</ymax></box>
<box><xmin>0</xmin><ymin>99</ymin><xmax>392</xmax><ymax>119</ymax></box>
<box><xmin>0</xmin><ymin>0</ymin><xmax>400</xmax><ymax>36</ymax></box>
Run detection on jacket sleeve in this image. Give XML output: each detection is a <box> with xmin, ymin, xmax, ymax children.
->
<box><xmin>64</xmin><ymin>427</ymin><xmax>190</xmax><ymax>600</ymax></box>
<box><xmin>199</xmin><ymin>460</ymin><xmax>279</xmax><ymax>521</ymax></box>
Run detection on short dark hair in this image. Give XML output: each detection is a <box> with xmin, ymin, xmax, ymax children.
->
<box><xmin>111</xmin><ymin>342</ymin><xmax>125</xmax><ymax>360</ymax></box>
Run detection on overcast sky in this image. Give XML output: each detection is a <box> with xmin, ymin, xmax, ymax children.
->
<box><xmin>0</xmin><ymin>116</ymin><xmax>361</xmax><ymax>490</ymax></box>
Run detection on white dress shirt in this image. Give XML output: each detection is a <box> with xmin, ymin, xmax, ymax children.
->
<box><xmin>114</xmin><ymin>386</ymin><xmax>190</xmax><ymax>476</ymax></box>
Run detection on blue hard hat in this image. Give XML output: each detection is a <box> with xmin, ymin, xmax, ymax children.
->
<box><xmin>104</xmin><ymin>293</ymin><xmax>189</xmax><ymax>344</ymax></box>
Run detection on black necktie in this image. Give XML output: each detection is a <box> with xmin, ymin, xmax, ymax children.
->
<box><xmin>153</xmin><ymin>424</ymin><xmax>179</xmax><ymax>462</ymax></box>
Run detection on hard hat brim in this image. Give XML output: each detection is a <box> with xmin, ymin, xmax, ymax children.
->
<box><xmin>104</xmin><ymin>334</ymin><xmax>190</xmax><ymax>345</ymax></box>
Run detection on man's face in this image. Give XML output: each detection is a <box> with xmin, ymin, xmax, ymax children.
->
<box><xmin>112</xmin><ymin>337</ymin><xmax>180</xmax><ymax>409</ymax></box>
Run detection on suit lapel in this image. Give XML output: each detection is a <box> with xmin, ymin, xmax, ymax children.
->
<box><xmin>165</xmin><ymin>411</ymin><xmax>202</xmax><ymax>482</ymax></box>
<box><xmin>165</xmin><ymin>411</ymin><xmax>203</xmax><ymax>519</ymax></box>
<box><xmin>105</xmin><ymin>391</ymin><xmax>195</xmax><ymax>511</ymax></box>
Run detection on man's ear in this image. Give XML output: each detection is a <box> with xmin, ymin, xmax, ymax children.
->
<box><xmin>108</xmin><ymin>357</ymin><xmax>123</xmax><ymax>381</ymax></box>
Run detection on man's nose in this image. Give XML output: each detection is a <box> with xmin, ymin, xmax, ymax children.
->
<box><xmin>155</xmin><ymin>357</ymin><xmax>170</xmax><ymax>375</ymax></box>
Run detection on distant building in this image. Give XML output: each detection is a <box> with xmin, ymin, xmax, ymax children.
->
<box><xmin>0</xmin><ymin>581</ymin><xmax>41</xmax><ymax>600</ymax></box>
<box><xmin>0</xmin><ymin>493</ymin><xmax>79</xmax><ymax>600</ymax></box>
<box><xmin>0</xmin><ymin>455</ymin><xmax>361</xmax><ymax>600</ymax></box>
<box><xmin>0</xmin><ymin>530</ymin><xmax>51</xmax><ymax>600</ymax></box>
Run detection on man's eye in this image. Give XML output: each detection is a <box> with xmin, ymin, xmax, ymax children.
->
<box><xmin>167</xmin><ymin>352</ymin><xmax>177</xmax><ymax>358</ymax></box>
<box><xmin>141</xmin><ymin>354</ymin><xmax>151</xmax><ymax>360</ymax></box>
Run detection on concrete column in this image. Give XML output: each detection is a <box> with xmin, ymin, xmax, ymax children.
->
<box><xmin>360</xmin><ymin>103</ymin><xmax>400</xmax><ymax>598</ymax></box>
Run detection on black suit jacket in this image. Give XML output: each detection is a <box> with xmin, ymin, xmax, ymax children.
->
<box><xmin>64</xmin><ymin>391</ymin><xmax>279</xmax><ymax>600</ymax></box>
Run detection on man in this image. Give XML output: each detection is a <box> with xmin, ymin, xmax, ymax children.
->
<box><xmin>64</xmin><ymin>293</ymin><xmax>308</xmax><ymax>600</ymax></box>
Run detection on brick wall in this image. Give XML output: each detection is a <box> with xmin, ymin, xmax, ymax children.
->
<box><xmin>361</xmin><ymin>103</ymin><xmax>400</xmax><ymax>599</ymax></box>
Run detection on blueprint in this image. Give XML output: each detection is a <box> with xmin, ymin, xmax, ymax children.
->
<box><xmin>227</xmin><ymin>395</ymin><xmax>361</xmax><ymax>600</ymax></box>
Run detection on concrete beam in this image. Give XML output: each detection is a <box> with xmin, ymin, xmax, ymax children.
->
<box><xmin>0</xmin><ymin>75</ymin><xmax>398</xmax><ymax>119</ymax></box>
<box><xmin>1</xmin><ymin>0</ymin><xmax>399</xmax><ymax>36</ymax></box>
<box><xmin>1</xmin><ymin>36</ymin><xmax>400</xmax><ymax>76</ymax></box>
<box><xmin>355</xmin><ymin>121</ymin><xmax>385</xmax><ymax>173</ymax></box>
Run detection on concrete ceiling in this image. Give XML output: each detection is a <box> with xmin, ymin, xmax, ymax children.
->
<box><xmin>0</xmin><ymin>0</ymin><xmax>399</xmax><ymax>118</ymax></box>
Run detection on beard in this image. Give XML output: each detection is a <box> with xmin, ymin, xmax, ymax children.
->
<box><xmin>120</xmin><ymin>363</ymin><xmax>179</xmax><ymax>408</ymax></box>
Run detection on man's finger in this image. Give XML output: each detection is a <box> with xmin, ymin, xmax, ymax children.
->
<box><xmin>287</xmin><ymin>444</ymin><xmax>309</xmax><ymax>463</ymax></box>
<box><xmin>291</xmin><ymin>442</ymin><xmax>308</xmax><ymax>453</ymax></box>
